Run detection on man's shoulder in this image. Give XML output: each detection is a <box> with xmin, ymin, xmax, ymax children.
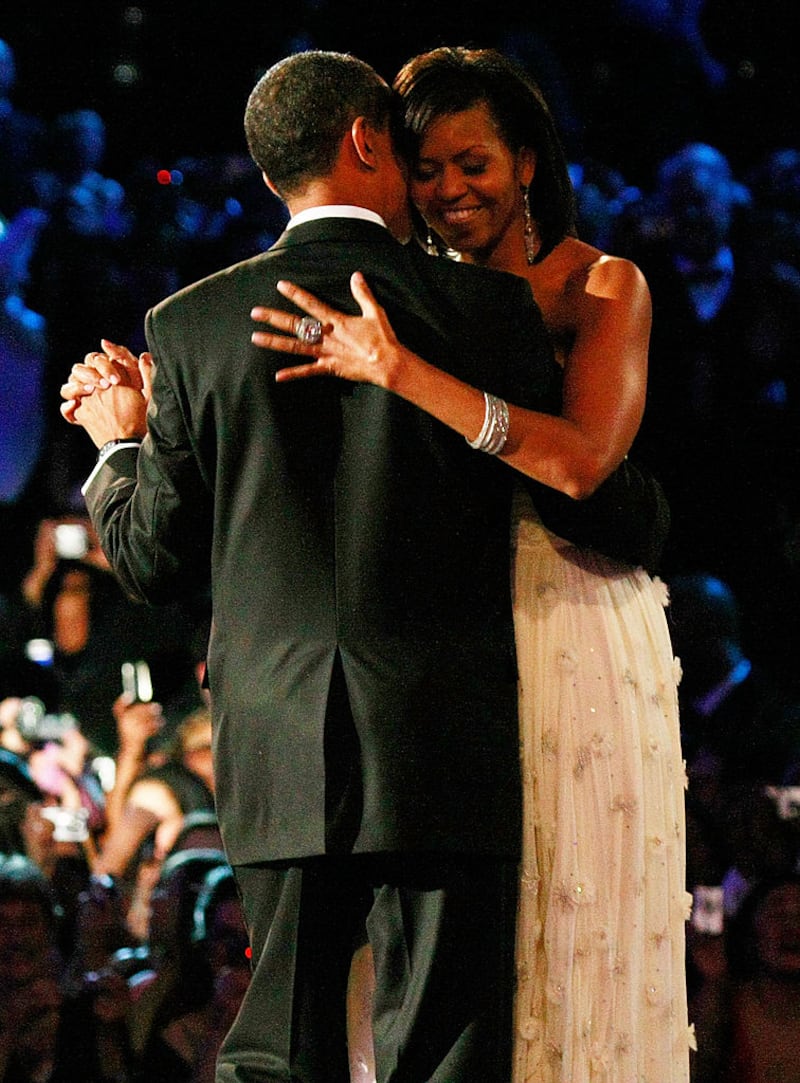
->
<box><xmin>147</xmin><ymin>220</ymin><xmax>397</xmax><ymax>322</ymax></box>
<box><xmin>149</xmin><ymin>251</ymin><xmax>274</xmax><ymax>319</ymax></box>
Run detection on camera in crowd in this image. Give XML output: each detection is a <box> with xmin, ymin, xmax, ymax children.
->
<box><xmin>15</xmin><ymin>696</ymin><xmax>78</xmax><ymax>744</ymax></box>
<box><xmin>54</xmin><ymin>522</ymin><xmax>90</xmax><ymax>560</ymax></box>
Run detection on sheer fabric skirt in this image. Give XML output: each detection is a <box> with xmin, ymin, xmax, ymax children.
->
<box><xmin>511</xmin><ymin>493</ymin><xmax>691</xmax><ymax>1083</ymax></box>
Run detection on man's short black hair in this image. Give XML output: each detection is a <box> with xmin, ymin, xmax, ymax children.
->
<box><xmin>244</xmin><ymin>50</ymin><xmax>392</xmax><ymax>199</ymax></box>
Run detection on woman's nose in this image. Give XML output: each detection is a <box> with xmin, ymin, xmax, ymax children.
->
<box><xmin>437</xmin><ymin>166</ymin><xmax>467</xmax><ymax>201</ymax></box>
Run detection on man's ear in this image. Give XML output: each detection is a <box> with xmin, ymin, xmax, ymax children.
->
<box><xmin>261</xmin><ymin>170</ymin><xmax>281</xmax><ymax>198</ymax></box>
<box><xmin>350</xmin><ymin>116</ymin><xmax>377</xmax><ymax>170</ymax></box>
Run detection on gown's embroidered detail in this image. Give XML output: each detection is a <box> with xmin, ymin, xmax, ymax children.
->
<box><xmin>511</xmin><ymin>488</ymin><xmax>690</xmax><ymax>1083</ymax></box>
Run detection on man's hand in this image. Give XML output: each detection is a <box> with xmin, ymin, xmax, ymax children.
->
<box><xmin>64</xmin><ymin>350</ymin><xmax>153</xmax><ymax>449</ymax></box>
<box><xmin>70</xmin><ymin>380</ymin><xmax>148</xmax><ymax>448</ymax></box>
<box><xmin>60</xmin><ymin>339</ymin><xmax>150</xmax><ymax>424</ymax></box>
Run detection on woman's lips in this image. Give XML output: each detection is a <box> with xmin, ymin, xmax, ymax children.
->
<box><xmin>440</xmin><ymin>206</ymin><xmax>481</xmax><ymax>226</ymax></box>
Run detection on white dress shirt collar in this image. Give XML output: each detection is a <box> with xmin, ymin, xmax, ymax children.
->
<box><xmin>286</xmin><ymin>205</ymin><xmax>387</xmax><ymax>231</ymax></box>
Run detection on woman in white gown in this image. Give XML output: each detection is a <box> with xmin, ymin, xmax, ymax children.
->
<box><xmin>252</xmin><ymin>46</ymin><xmax>692</xmax><ymax>1083</ymax></box>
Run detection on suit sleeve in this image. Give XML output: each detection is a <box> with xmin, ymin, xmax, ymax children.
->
<box><xmin>83</xmin><ymin>316</ymin><xmax>213</xmax><ymax>606</ymax></box>
<box><xmin>524</xmin><ymin>457</ymin><xmax>671</xmax><ymax>573</ymax></box>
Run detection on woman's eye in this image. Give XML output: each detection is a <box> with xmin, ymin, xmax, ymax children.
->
<box><xmin>463</xmin><ymin>163</ymin><xmax>486</xmax><ymax>176</ymax></box>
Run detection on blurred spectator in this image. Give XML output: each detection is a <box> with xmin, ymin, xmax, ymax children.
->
<box><xmin>621</xmin><ymin>139</ymin><xmax>800</xmax><ymax>673</ymax></box>
<box><xmin>0</xmin><ymin>207</ymin><xmax>48</xmax><ymax>498</ymax></box>
<box><xmin>95</xmin><ymin>706</ymin><xmax>215</xmax><ymax>882</ymax></box>
<box><xmin>186</xmin><ymin>864</ymin><xmax>250</xmax><ymax>1083</ymax></box>
<box><xmin>25</xmin><ymin>107</ymin><xmax>140</xmax><ymax>503</ymax></box>
<box><xmin>115</xmin><ymin>151</ymin><xmax>284</xmax><ymax>357</ymax></box>
<box><xmin>690</xmin><ymin>873</ymin><xmax>800</xmax><ymax>1082</ymax></box>
<box><xmin>124</xmin><ymin>153</ymin><xmax>283</xmax><ymax>296</ymax></box>
<box><xmin>0</xmin><ymin>691</ymin><xmax>109</xmax><ymax>958</ymax></box>
<box><xmin>0</xmin><ymin>851</ymin><xmax>132</xmax><ymax>1082</ymax></box>
<box><xmin>733</xmin><ymin>146</ymin><xmax>800</xmax><ymax>673</ymax></box>
<box><xmin>29</xmin><ymin>109</ymin><xmax>133</xmax><ymax>236</ymax></box>
<box><xmin>119</xmin><ymin>848</ymin><xmax>229</xmax><ymax>1075</ymax></box>
<box><xmin>0</xmin><ymin>38</ymin><xmax>47</xmax><ymax>217</ymax></box>
<box><xmin>569</xmin><ymin>157</ymin><xmax>641</xmax><ymax>249</ymax></box>
<box><xmin>100</xmin><ymin>696</ymin><xmax>166</xmax><ymax>842</ymax></box>
<box><xmin>0</xmin><ymin>205</ymin><xmax>49</xmax><ymax>595</ymax></box>
<box><xmin>1</xmin><ymin>513</ymin><xmax>206</xmax><ymax>755</ymax></box>
<box><xmin>0</xmin><ymin>852</ymin><xmax>66</xmax><ymax>1081</ymax></box>
<box><xmin>719</xmin><ymin>781</ymin><xmax>800</xmax><ymax>919</ymax></box>
<box><xmin>619</xmin><ymin>144</ymin><xmax>777</xmax><ymax>589</ymax></box>
<box><xmin>668</xmin><ymin>573</ymin><xmax>800</xmax><ymax>905</ymax></box>
<box><xmin>0</xmin><ymin>746</ymin><xmax>49</xmax><ymax>861</ymax></box>
<box><xmin>66</xmin><ymin>871</ymin><xmax>131</xmax><ymax>999</ymax></box>
<box><xmin>669</xmin><ymin>573</ymin><xmax>800</xmax><ymax>778</ymax></box>
<box><xmin>744</xmin><ymin>146</ymin><xmax>800</xmax><ymax>290</ymax></box>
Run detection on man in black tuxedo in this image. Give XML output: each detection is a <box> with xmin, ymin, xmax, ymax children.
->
<box><xmin>62</xmin><ymin>51</ymin><xmax>667</xmax><ymax>1083</ymax></box>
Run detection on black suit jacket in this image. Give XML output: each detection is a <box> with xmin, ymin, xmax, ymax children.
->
<box><xmin>84</xmin><ymin>217</ymin><xmax>667</xmax><ymax>865</ymax></box>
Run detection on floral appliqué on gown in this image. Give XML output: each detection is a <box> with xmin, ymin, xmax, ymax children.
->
<box><xmin>511</xmin><ymin>486</ymin><xmax>693</xmax><ymax>1083</ymax></box>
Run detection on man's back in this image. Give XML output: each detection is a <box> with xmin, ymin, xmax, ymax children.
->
<box><xmin>87</xmin><ymin>217</ymin><xmax>559</xmax><ymax>865</ymax></box>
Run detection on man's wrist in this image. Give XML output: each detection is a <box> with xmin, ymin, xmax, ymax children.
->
<box><xmin>82</xmin><ymin>439</ymin><xmax>143</xmax><ymax>496</ymax></box>
<box><xmin>97</xmin><ymin>438</ymin><xmax>142</xmax><ymax>464</ymax></box>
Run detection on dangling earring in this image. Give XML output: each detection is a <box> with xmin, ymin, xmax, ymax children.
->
<box><xmin>522</xmin><ymin>185</ymin><xmax>537</xmax><ymax>265</ymax></box>
<box><xmin>425</xmin><ymin>226</ymin><xmax>439</xmax><ymax>257</ymax></box>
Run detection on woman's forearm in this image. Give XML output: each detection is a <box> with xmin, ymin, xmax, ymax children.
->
<box><xmin>383</xmin><ymin>344</ymin><xmax>618</xmax><ymax>498</ymax></box>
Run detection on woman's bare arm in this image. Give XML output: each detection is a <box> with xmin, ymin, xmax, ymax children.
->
<box><xmin>251</xmin><ymin>264</ymin><xmax>650</xmax><ymax>500</ymax></box>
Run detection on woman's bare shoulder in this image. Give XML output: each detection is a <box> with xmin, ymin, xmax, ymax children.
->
<box><xmin>558</xmin><ymin>238</ymin><xmax>648</xmax><ymax>298</ymax></box>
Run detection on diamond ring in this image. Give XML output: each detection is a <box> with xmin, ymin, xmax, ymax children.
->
<box><xmin>295</xmin><ymin>316</ymin><xmax>324</xmax><ymax>345</ymax></box>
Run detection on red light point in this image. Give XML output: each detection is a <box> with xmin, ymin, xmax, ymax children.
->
<box><xmin>245</xmin><ymin>946</ymin><xmax>252</xmax><ymax>959</ymax></box>
<box><xmin>156</xmin><ymin>169</ymin><xmax>172</xmax><ymax>185</ymax></box>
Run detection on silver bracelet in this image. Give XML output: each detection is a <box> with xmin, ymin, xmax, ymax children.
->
<box><xmin>466</xmin><ymin>392</ymin><xmax>510</xmax><ymax>455</ymax></box>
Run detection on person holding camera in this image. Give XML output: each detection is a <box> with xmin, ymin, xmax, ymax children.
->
<box><xmin>1</xmin><ymin>512</ymin><xmax>204</xmax><ymax>757</ymax></box>
<box><xmin>94</xmin><ymin>704</ymin><xmax>214</xmax><ymax>885</ymax></box>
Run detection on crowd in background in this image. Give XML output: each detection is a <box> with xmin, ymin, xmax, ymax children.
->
<box><xmin>2</xmin><ymin>3</ymin><xmax>800</xmax><ymax>1079</ymax></box>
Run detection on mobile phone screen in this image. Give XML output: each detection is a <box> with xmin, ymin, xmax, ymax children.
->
<box><xmin>121</xmin><ymin>660</ymin><xmax>154</xmax><ymax>703</ymax></box>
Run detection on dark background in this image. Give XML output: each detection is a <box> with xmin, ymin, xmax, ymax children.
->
<box><xmin>3</xmin><ymin>0</ymin><xmax>798</xmax><ymax>188</ymax></box>
<box><xmin>3</xmin><ymin>0</ymin><xmax>799</xmax><ymax>681</ymax></box>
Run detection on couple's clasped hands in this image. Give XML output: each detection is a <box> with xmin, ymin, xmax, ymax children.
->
<box><xmin>60</xmin><ymin>274</ymin><xmax>400</xmax><ymax>433</ymax></box>
<box><xmin>60</xmin><ymin>340</ymin><xmax>154</xmax><ymax>448</ymax></box>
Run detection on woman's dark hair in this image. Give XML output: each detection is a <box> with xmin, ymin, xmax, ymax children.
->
<box><xmin>394</xmin><ymin>46</ymin><xmax>576</xmax><ymax>262</ymax></box>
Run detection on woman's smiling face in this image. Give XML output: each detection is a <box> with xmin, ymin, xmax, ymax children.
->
<box><xmin>410</xmin><ymin>102</ymin><xmax>534</xmax><ymax>266</ymax></box>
